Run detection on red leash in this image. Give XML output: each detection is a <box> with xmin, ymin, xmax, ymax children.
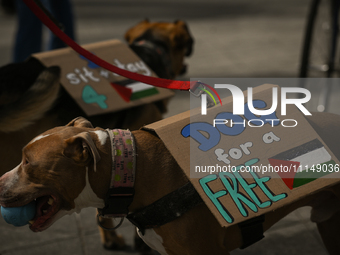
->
<box><xmin>23</xmin><ymin>0</ymin><xmax>222</xmax><ymax>105</ymax></box>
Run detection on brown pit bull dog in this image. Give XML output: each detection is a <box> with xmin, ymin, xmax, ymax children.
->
<box><xmin>0</xmin><ymin>19</ymin><xmax>194</xmax><ymax>251</ymax></box>
<box><xmin>1</xmin><ymin>113</ymin><xmax>340</xmax><ymax>255</ymax></box>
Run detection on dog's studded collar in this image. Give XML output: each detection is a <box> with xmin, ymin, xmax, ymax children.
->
<box><xmin>97</xmin><ymin>129</ymin><xmax>136</xmax><ymax>218</ymax></box>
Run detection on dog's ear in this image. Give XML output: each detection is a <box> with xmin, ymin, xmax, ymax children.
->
<box><xmin>125</xmin><ymin>19</ymin><xmax>150</xmax><ymax>43</ymax></box>
<box><xmin>66</xmin><ymin>117</ymin><xmax>93</xmax><ymax>128</ymax></box>
<box><xmin>63</xmin><ymin>132</ymin><xmax>101</xmax><ymax>171</ymax></box>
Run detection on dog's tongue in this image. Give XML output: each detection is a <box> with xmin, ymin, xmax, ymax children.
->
<box><xmin>29</xmin><ymin>195</ymin><xmax>56</xmax><ymax>231</ymax></box>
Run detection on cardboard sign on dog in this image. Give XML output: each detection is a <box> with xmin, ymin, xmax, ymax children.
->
<box><xmin>32</xmin><ymin>39</ymin><xmax>174</xmax><ymax>116</ymax></box>
<box><xmin>143</xmin><ymin>84</ymin><xmax>340</xmax><ymax>227</ymax></box>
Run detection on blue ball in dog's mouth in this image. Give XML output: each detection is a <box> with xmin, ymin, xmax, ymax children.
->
<box><xmin>1</xmin><ymin>200</ymin><xmax>36</xmax><ymax>227</ymax></box>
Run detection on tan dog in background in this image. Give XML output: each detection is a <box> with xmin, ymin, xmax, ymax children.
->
<box><xmin>125</xmin><ymin>19</ymin><xmax>194</xmax><ymax>79</ymax></box>
<box><xmin>0</xmin><ymin>19</ymin><xmax>194</xmax><ymax>252</ymax></box>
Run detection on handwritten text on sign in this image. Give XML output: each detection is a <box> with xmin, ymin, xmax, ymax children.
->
<box><xmin>183</xmin><ymin>100</ymin><xmax>288</xmax><ymax>223</ymax></box>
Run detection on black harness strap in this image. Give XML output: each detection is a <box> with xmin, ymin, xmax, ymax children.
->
<box><xmin>127</xmin><ymin>181</ymin><xmax>203</xmax><ymax>235</ymax></box>
<box><xmin>238</xmin><ymin>214</ymin><xmax>265</xmax><ymax>249</ymax></box>
<box><xmin>127</xmin><ymin>180</ymin><xmax>266</xmax><ymax>249</ymax></box>
<box><xmin>98</xmin><ymin>187</ymin><xmax>135</xmax><ymax>217</ymax></box>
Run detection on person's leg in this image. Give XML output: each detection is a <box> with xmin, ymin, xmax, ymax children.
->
<box><xmin>13</xmin><ymin>0</ymin><xmax>43</xmax><ymax>62</ymax></box>
<box><xmin>47</xmin><ymin>0</ymin><xmax>75</xmax><ymax>50</ymax></box>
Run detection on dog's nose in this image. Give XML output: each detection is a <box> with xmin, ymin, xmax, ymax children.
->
<box><xmin>0</xmin><ymin>173</ymin><xmax>8</xmax><ymax>193</ymax></box>
<box><xmin>0</xmin><ymin>180</ymin><xmax>7</xmax><ymax>198</ymax></box>
<box><xmin>0</xmin><ymin>168</ymin><xmax>19</xmax><ymax>196</ymax></box>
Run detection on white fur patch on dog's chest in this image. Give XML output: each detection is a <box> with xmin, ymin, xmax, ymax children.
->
<box><xmin>137</xmin><ymin>228</ymin><xmax>168</xmax><ymax>255</ymax></box>
<box><xmin>75</xmin><ymin>167</ymin><xmax>104</xmax><ymax>212</ymax></box>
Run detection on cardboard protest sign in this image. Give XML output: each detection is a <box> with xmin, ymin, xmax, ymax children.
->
<box><xmin>32</xmin><ymin>39</ymin><xmax>174</xmax><ymax>116</ymax></box>
<box><xmin>143</xmin><ymin>84</ymin><xmax>340</xmax><ymax>227</ymax></box>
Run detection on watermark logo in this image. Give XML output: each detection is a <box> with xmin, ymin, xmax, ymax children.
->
<box><xmin>199</xmin><ymin>84</ymin><xmax>311</xmax><ymax>116</ymax></box>
<box><xmin>184</xmin><ymin>84</ymin><xmax>313</xmax><ymax>152</ymax></box>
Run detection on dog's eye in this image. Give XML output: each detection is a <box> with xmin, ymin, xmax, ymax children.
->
<box><xmin>23</xmin><ymin>158</ymin><xmax>29</xmax><ymax>166</ymax></box>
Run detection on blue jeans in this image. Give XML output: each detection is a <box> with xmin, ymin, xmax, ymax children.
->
<box><xmin>13</xmin><ymin>0</ymin><xmax>75</xmax><ymax>62</ymax></box>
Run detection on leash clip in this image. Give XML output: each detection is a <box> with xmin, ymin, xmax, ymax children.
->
<box><xmin>189</xmin><ymin>81</ymin><xmax>215</xmax><ymax>108</ymax></box>
<box><xmin>96</xmin><ymin>214</ymin><xmax>124</xmax><ymax>231</ymax></box>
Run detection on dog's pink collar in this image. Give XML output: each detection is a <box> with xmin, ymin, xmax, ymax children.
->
<box><xmin>107</xmin><ymin>129</ymin><xmax>136</xmax><ymax>189</ymax></box>
<box><xmin>98</xmin><ymin>129</ymin><xmax>136</xmax><ymax>218</ymax></box>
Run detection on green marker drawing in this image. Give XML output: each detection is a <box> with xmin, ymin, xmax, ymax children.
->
<box><xmin>82</xmin><ymin>85</ymin><xmax>108</xmax><ymax>109</ymax></box>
